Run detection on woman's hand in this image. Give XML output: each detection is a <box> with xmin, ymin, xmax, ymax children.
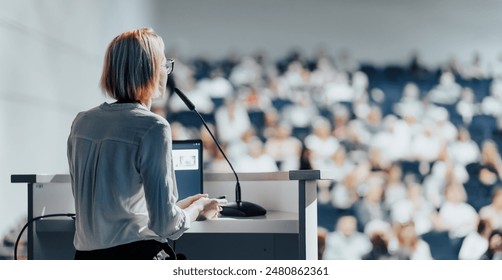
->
<box><xmin>182</xmin><ymin>195</ymin><xmax>227</xmax><ymax>222</ymax></box>
<box><xmin>177</xmin><ymin>194</ymin><xmax>208</xmax><ymax>209</ymax></box>
<box><xmin>197</xmin><ymin>197</ymin><xmax>228</xmax><ymax>221</ymax></box>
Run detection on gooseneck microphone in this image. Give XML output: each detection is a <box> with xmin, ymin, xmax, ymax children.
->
<box><xmin>174</xmin><ymin>88</ymin><xmax>266</xmax><ymax>217</ymax></box>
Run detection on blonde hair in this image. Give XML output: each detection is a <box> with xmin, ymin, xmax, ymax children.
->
<box><xmin>100</xmin><ymin>28</ymin><xmax>164</xmax><ymax>102</ymax></box>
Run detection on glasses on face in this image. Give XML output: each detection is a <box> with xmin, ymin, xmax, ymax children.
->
<box><xmin>163</xmin><ymin>59</ymin><xmax>175</xmax><ymax>75</ymax></box>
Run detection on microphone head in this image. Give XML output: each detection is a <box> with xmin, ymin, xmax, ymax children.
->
<box><xmin>174</xmin><ymin>88</ymin><xmax>196</xmax><ymax>111</ymax></box>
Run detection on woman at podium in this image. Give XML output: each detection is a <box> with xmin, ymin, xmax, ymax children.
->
<box><xmin>67</xmin><ymin>28</ymin><xmax>223</xmax><ymax>260</ymax></box>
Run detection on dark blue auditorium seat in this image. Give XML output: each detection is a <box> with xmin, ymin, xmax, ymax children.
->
<box><xmin>398</xmin><ymin>160</ymin><xmax>424</xmax><ymax>182</ymax></box>
<box><xmin>383</xmin><ymin>65</ymin><xmax>408</xmax><ymax>82</ymax></box>
<box><xmin>168</xmin><ymin>111</ymin><xmax>200</xmax><ymax>128</ymax></box>
<box><xmin>292</xmin><ymin>126</ymin><xmax>311</xmax><ymax>142</ymax></box>
<box><xmin>169</xmin><ymin>111</ymin><xmax>215</xmax><ymax>128</ymax></box>
<box><xmin>372</xmin><ymin>83</ymin><xmax>404</xmax><ymax>116</ymax></box>
<box><xmin>421</xmin><ymin>231</ymin><xmax>461</xmax><ymax>260</ymax></box>
<box><xmin>272</xmin><ymin>98</ymin><xmax>293</xmax><ymax>111</ymax></box>
<box><xmin>319</xmin><ymin>108</ymin><xmax>333</xmax><ymax>124</ymax></box>
<box><xmin>359</xmin><ymin>64</ymin><xmax>381</xmax><ymax>81</ymax></box>
<box><xmin>317</xmin><ymin>204</ymin><xmax>340</xmax><ymax>232</ymax></box>
<box><xmin>211</xmin><ymin>97</ymin><xmax>225</xmax><ymax>109</ymax></box>
<box><xmin>435</xmin><ymin>102</ymin><xmax>464</xmax><ymax>127</ymax></box>
<box><xmin>248</xmin><ymin>110</ymin><xmax>266</xmax><ymax>134</ymax></box>
<box><xmin>456</xmin><ymin>76</ymin><xmax>492</xmax><ymax>100</ymax></box>
<box><xmin>468</xmin><ymin>115</ymin><xmax>497</xmax><ymax>146</ymax></box>
<box><xmin>492</xmin><ymin>129</ymin><xmax>502</xmax><ymax>154</ymax></box>
<box><xmin>317</xmin><ymin>203</ymin><xmax>355</xmax><ymax>232</ymax></box>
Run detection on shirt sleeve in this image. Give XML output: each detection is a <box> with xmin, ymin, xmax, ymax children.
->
<box><xmin>138</xmin><ymin>120</ymin><xmax>190</xmax><ymax>240</ymax></box>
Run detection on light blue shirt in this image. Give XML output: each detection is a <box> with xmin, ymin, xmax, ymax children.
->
<box><xmin>67</xmin><ymin>102</ymin><xmax>190</xmax><ymax>251</ymax></box>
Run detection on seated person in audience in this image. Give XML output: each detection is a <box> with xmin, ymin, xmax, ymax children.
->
<box><xmin>168</xmin><ymin>76</ymin><xmax>214</xmax><ymax>114</ymax></box>
<box><xmin>363</xmin><ymin>105</ymin><xmax>384</xmax><ymax>135</ymax></box>
<box><xmin>332</xmin><ymin>104</ymin><xmax>352</xmax><ymax>144</ymax></box>
<box><xmin>327</xmin><ymin>146</ymin><xmax>356</xmax><ymax>183</ymax></box>
<box><xmin>474</xmin><ymin>140</ymin><xmax>502</xmax><ymax>178</ymax></box>
<box><xmin>309</xmin><ymin>56</ymin><xmax>337</xmax><ymax>89</ymax></box>
<box><xmin>464</xmin><ymin>165</ymin><xmax>500</xmax><ymax>212</ymax></box>
<box><xmin>363</xmin><ymin>232</ymin><xmax>392</xmax><ymax>260</ymax></box>
<box><xmin>229</xmin><ymin>56</ymin><xmax>262</xmax><ymax>87</ymax></box>
<box><xmin>264</xmin><ymin>122</ymin><xmax>302</xmax><ymax>171</ymax></box>
<box><xmin>206</xmin><ymin>147</ymin><xmax>233</xmax><ymax>173</ymax></box>
<box><xmin>354</xmin><ymin>175</ymin><xmax>388</xmax><ymax>231</ymax></box>
<box><xmin>431</xmin><ymin>107</ymin><xmax>458</xmax><ymax>145</ymax></box>
<box><xmin>204</xmin><ymin>69</ymin><xmax>234</xmax><ymax>99</ymax></box>
<box><xmin>433</xmin><ymin>182</ymin><xmax>479</xmax><ymax>240</ymax></box>
<box><xmin>383</xmin><ymin>164</ymin><xmax>407</xmax><ymax>210</ymax></box>
<box><xmin>317</xmin><ymin>227</ymin><xmax>328</xmax><ymax>260</ymax></box>
<box><xmin>322</xmin><ymin>71</ymin><xmax>354</xmax><ymax>105</ymax></box>
<box><xmin>367</xmin><ymin>147</ymin><xmax>392</xmax><ymax>172</ymax></box>
<box><xmin>391</xmin><ymin>181</ymin><xmax>435</xmax><ymax>236</ymax></box>
<box><xmin>460</xmin><ymin>52</ymin><xmax>488</xmax><ymax>79</ymax></box>
<box><xmin>362</xmin><ymin>219</ymin><xmax>396</xmax><ymax>260</ymax></box>
<box><xmin>331</xmin><ymin>170</ymin><xmax>360</xmax><ymax>210</ymax></box>
<box><xmin>167</xmin><ymin>52</ymin><xmax>194</xmax><ymax>91</ymax></box>
<box><xmin>448</xmin><ymin>127</ymin><xmax>480</xmax><ymax>166</ymax></box>
<box><xmin>281</xmin><ymin>94</ymin><xmax>319</xmax><ymax>139</ymax></box>
<box><xmin>427</xmin><ymin>71</ymin><xmax>462</xmax><ymax>105</ymax></box>
<box><xmin>480</xmin><ymin>230</ymin><xmax>502</xmax><ymax>260</ymax></box>
<box><xmin>458</xmin><ymin>219</ymin><xmax>492</xmax><ymax>260</ymax></box>
<box><xmin>423</xmin><ymin>145</ymin><xmax>469</xmax><ymax>209</ymax></box>
<box><xmin>304</xmin><ymin>117</ymin><xmax>339</xmax><ymax>170</ymax></box>
<box><xmin>480</xmin><ymin>78</ymin><xmax>502</xmax><ymax>117</ymax></box>
<box><xmin>199</xmin><ymin>123</ymin><xmax>219</xmax><ymax>165</ymax></box>
<box><xmin>352</xmin><ymin>71</ymin><xmax>369</xmax><ymax>100</ymax></box>
<box><xmin>410</xmin><ymin>120</ymin><xmax>442</xmax><ymax>163</ymax></box>
<box><xmin>393</xmin><ymin>222</ymin><xmax>433</xmax><ymax>260</ymax></box>
<box><xmin>170</xmin><ymin>122</ymin><xmax>192</xmax><ymax>141</ymax></box>
<box><xmin>352</xmin><ymin>91</ymin><xmax>371</xmax><ymax>122</ymax></box>
<box><xmin>261</xmin><ymin>108</ymin><xmax>280</xmax><ymax>139</ymax></box>
<box><xmin>281</xmin><ymin>60</ymin><xmax>309</xmax><ymax>90</ymax></box>
<box><xmin>372</xmin><ymin>115</ymin><xmax>413</xmax><ymax>163</ymax></box>
<box><xmin>455</xmin><ymin>88</ymin><xmax>476</xmax><ymax>125</ymax></box>
<box><xmin>226</xmin><ymin>127</ymin><xmax>258</xmax><ymax>160</ymax></box>
<box><xmin>344</xmin><ymin>118</ymin><xmax>372</xmax><ymax>161</ymax></box>
<box><xmin>479</xmin><ymin>187</ymin><xmax>502</xmax><ymax>230</ymax></box>
<box><xmin>242</xmin><ymin>86</ymin><xmax>272</xmax><ymax>112</ymax></box>
<box><xmin>234</xmin><ymin>137</ymin><xmax>279</xmax><ymax>172</ymax></box>
<box><xmin>214</xmin><ymin>97</ymin><xmax>251</xmax><ymax>144</ymax></box>
<box><xmin>323</xmin><ymin>215</ymin><xmax>372</xmax><ymax>260</ymax></box>
<box><xmin>393</xmin><ymin>82</ymin><xmax>424</xmax><ymax>120</ymax></box>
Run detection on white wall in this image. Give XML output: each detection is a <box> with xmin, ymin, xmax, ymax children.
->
<box><xmin>155</xmin><ymin>0</ymin><xmax>502</xmax><ymax>67</ymax></box>
<box><xmin>1</xmin><ymin>0</ymin><xmax>502</xmax><ymax>236</ymax></box>
<box><xmin>0</xmin><ymin>0</ymin><xmax>157</xmax><ymax>236</ymax></box>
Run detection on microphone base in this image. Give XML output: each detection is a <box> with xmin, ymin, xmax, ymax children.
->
<box><xmin>220</xmin><ymin>201</ymin><xmax>267</xmax><ymax>217</ymax></box>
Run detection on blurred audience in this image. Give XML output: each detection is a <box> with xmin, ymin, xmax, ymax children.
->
<box><xmin>480</xmin><ymin>230</ymin><xmax>502</xmax><ymax>260</ymax></box>
<box><xmin>458</xmin><ymin>219</ymin><xmax>492</xmax><ymax>260</ymax></box>
<box><xmin>393</xmin><ymin>222</ymin><xmax>433</xmax><ymax>260</ymax></box>
<box><xmin>149</xmin><ymin>48</ymin><xmax>502</xmax><ymax>260</ymax></box>
<box><xmin>433</xmin><ymin>183</ymin><xmax>478</xmax><ymax>239</ymax></box>
<box><xmin>479</xmin><ymin>187</ymin><xmax>502</xmax><ymax>230</ymax></box>
<box><xmin>264</xmin><ymin>122</ymin><xmax>302</xmax><ymax>171</ymax></box>
<box><xmin>5</xmin><ymin>36</ymin><xmax>502</xmax><ymax>261</ymax></box>
<box><xmin>323</xmin><ymin>215</ymin><xmax>372</xmax><ymax>260</ymax></box>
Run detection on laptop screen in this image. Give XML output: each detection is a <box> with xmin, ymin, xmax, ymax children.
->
<box><xmin>172</xmin><ymin>139</ymin><xmax>203</xmax><ymax>200</ymax></box>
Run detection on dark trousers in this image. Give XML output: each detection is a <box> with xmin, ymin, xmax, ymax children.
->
<box><xmin>74</xmin><ymin>240</ymin><xmax>175</xmax><ymax>260</ymax></box>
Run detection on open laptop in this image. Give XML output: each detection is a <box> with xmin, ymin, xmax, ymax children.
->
<box><xmin>172</xmin><ymin>139</ymin><xmax>203</xmax><ymax>200</ymax></box>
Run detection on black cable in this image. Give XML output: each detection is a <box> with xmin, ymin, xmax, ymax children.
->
<box><xmin>14</xmin><ymin>213</ymin><xmax>76</xmax><ymax>260</ymax></box>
